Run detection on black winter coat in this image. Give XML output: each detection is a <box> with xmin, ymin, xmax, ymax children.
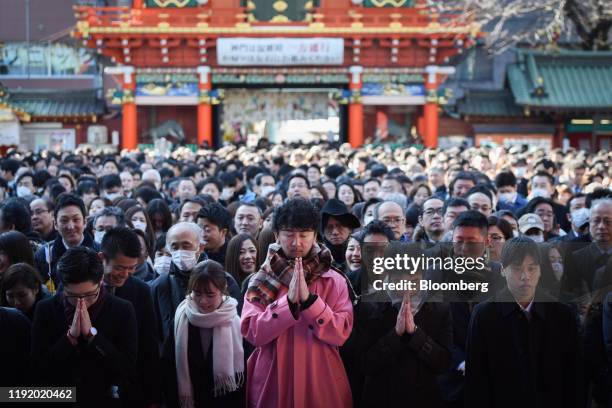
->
<box><xmin>356</xmin><ymin>300</ymin><xmax>452</xmax><ymax>407</ymax></box>
<box><xmin>464</xmin><ymin>288</ymin><xmax>583</xmax><ymax>408</ymax></box>
<box><xmin>31</xmin><ymin>294</ymin><xmax>138</xmax><ymax>408</ymax></box>
<box><xmin>114</xmin><ymin>276</ymin><xmax>162</xmax><ymax>407</ymax></box>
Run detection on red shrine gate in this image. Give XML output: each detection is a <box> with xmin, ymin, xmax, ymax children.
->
<box><xmin>73</xmin><ymin>0</ymin><xmax>476</xmax><ymax>149</ymax></box>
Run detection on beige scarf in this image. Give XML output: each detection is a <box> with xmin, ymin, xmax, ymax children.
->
<box><xmin>174</xmin><ymin>296</ymin><xmax>244</xmax><ymax>407</ymax></box>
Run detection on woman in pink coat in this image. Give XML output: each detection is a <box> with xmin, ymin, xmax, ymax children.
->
<box><xmin>241</xmin><ymin>198</ymin><xmax>353</xmax><ymax>408</ymax></box>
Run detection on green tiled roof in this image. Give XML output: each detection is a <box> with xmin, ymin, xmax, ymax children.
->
<box><xmin>7</xmin><ymin>89</ymin><xmax>104</xmax><ymax>118</ymax></box>
<box><xmin>508</xmin><ymin>49</ymin><xmax>612</xmax><ymax>112</ymax></box>
<box><xmin>457</xmin><ymin>89</ymin><xmax>524</xmax><ymax>117</ymax></box>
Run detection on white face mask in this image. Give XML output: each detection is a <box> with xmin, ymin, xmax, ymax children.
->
<box><xmin>514</xmin><ymin>167</ymin><xmax>527</xmax><ymax>178</ymax></box>
<box><xmin>132</xmin><ymin>221</ymin><xmax>147</xmax><ymax>232</ymax></box>
<box><xmin>499</xmin><ymin>191</ymin><xmax>517</xmax><ymax>203</ymax></box>
<box><xmin>551</xmin><ymin>262</ymin><xmax>563</xmax><ymax>281</ymax></box>
<box><xmin>260</xmin><ymin>185</ymin><xmax>276</xmax><ymax>199</ymax></box>
<box><xmin>16</xmin><ymin>186</ymin><xmax>32</xmax><ymax>198</ymax></box>
<box><xmin>528</xmin><ymin>234</ymin><xmax>545</xmax><ymax>243</ymax></box>
<box><xmin>154</xmin><ymin>255</ymin><xmax>172</xmax><ymax>275</ymax></box>
<box><xmin>530</xmin><ymin>188</ymin><xmax>550</xmax><ymax>199</ymax></box>
<box><xmin>512</xmin><ymin>229</ymin><xmax>520</xmax><ymax>238</ymax></box>
<box><xmin>94</xmin><ymin>230</ymin><xmax>106</xmax><ymax>244</ymax></box>
<box><xmin>171</xmin><ymin>249</ymin><xmax>198</xmax><ymax>271</ymax></box>
<box><xmin>105</xmin><ymin>192</ymin><xmax>122</xmax><ymax>202</ymax></box>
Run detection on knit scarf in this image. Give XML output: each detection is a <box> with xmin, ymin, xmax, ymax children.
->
<box><xmin>245</xmin><ymin>242</ymin><xmax>332</xmax><ymax>306</ymax></box>
<box><xmin>174</xmin><ymin>296</ymin><xmax>244</xmax><ymax>408</ymax></box>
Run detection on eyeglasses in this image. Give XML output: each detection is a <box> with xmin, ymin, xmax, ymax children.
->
<box><xmin>64</xmin><ymin>284</ymin><xmax>100</xmax><ymax>301</ymax></box>
<box><xmin>423</xmin><ymin>208</ymin><xmax>444</xmax><ymax>216</ymax></box>
<box><xmin>381</xmin><ymin>217</ymin><xmax>405</xmax><ymax>225</ymax></box>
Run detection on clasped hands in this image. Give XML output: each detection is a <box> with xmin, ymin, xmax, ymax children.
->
<box><xmin>287</xmin><ymin>257</ymin><xmax>310</xmax><ymax>305</ymax></box>
<box><xmin>395</xmin><ymin>294</ymin><xmax>417</xmax><ymax>336</ymax></box>
<box><xmin>67</xmin><ymin>298</ymin><xmax>94</xmax><ymax>344</ymax></box>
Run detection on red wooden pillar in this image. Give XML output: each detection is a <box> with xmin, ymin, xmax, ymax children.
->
<box><xmin>133</xmin><ymin>0</ymin><xmax>144</xmax><ymax>8</ymax></box>
<box><xmin>197</xmin><ymin>66</ymin><xmax>213</xmax><ymax>147</ymax></box>
<box><xmin>348</xmin><ymin>66</ymin><xmax>364</xmax><ymax>147</ymax></box>
<box><xmin>423</xmin><ymin>68</ymin><xmax>439</xmax><ymax>148</ymax></box>
<box><xmin>121</xmin><ymin>67</ymin><xmax>137</xmax><ymax>150</ymax></box>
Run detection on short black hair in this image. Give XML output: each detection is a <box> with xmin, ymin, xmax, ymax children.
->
<box><xmin>178</xmin><ymin>196</ymin><xmax>209</xmax><ymax>215</ymax></box>
<box><xmin>364</xmin><ymin>178</ymin><xmax>381</xmax><ymax>186</ymax></box>
<box><xmin>449</xmin><ymin>171</ymin><xmax>477</xmax><ymax>195</ymax></box>
<box><xmin>524</xmin><ymin>197</ymin><xmax>554</xmax><ymax>215</ymax></box>
<box><xmin>54</xmin><ymin>193</ymin><xmax>87</xmax><ymax>220</ymax></box>
<box><xmin>501</xmin><ymin>236</ymin><xmax>541</xmax><ymax>268</ymax></box>
<box><xmin>101</xmin><ymin>174</ymin><xmax>122</xmax><ymax>191</ymax></box>
<box><xmin>273</xmin><ymin>198</ymin><xmax>320</xmax><ymax>232</ymax></box>
<box><xmin>585</xmin><ymin>188</ymin><xmax>612</xmax><ymax>207</ymax></box>
<box><xmin>254</xmin><ymin>172</ymin><xmax>275</xmax><ymax>187</ymax></box>
<box><xmin>452</xmin><ymin>210</ymin><xmax>488</xmax><ymax>233</ymax></box>
<box><xmin>443</xmin><ymin>197</ymin><xmax>470</xmax><ymax>215</ymax></box>
<box><xmin>0</xmin><ymin>198</ymin><xmax>32</xmax><ymax>234</ymax></box>
<box><xmin>286</xmin><ymin>173</ymin><xmax>310</xmax><ymax>189</ymax></box>
<box><xmin>534</xmin><ymin>158</ymin><xmax>556</xmax><ymax>172</ymax></box>
<box><xmin>133</xmin><ymin>186</ymin><xmax>163</xmax><ymax>204</ymax></box>
<box><xmin>199</xmin><ymin>177</ymin><xmax>223</xmax><ymax>193</ymax></box>
<box><xmin>15</xmin><ymin>172</ymin><xmax>35</xmax><ymax>186</ymax></box>
<box><xmin>359</xmin><ymin>219</ymin><xmax>395</xmax><ymax>242</ymax></box>
<box><xmin>181</xmin><ymin>165</ymin><xmax>201</xmax><ymax>179</ymax></box>
<box><xmin>58</xmin><ymin>246</ymin><xmax>103</xmax><ymax>285</ymax></box>
<box><xmin>567</xmin><ymin>192</ymin><xmax>586</xmax><ymax>211</ymax></box>
<box><xmin>0</xmin><ymin>159</ymin><xmax>20</xmax><ymax>176</ymax></box>
<box><xmin>196</xmin><ymin>202</ymin><xmax>232</xmax><ymax>231</ymax></box>
<box><xmin>0</xmin><ymin>231</ymin><xmax>34</xmax><ymax>266</ymax></box>
<box><xmin>495</xmin><ymin>171</ymin><xmax>517</xmax><ymax>189</ymax></box>
<box><xmin>531</xmin><ymin>171</ymin><xmax>554</xmax><ymax>186</ymax></box>
<box><xmin>101</xmin><ymin>227</ymin><xmax>142</xmax><ymax>260</ymax></box>
<box><xmin>76</xmin><ymin>180</ymin><xmax>99</xmax><ymax>196</ymax></box>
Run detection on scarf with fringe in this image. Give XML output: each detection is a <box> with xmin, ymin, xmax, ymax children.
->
<box><xmin>245</xmin><ymin>242</ymin><xmax>332</xmax><ymax>306</ymax></box>
<box><xmin>174</xmin><ymin>296</ymin><xmax>244</xmax><ymax>407</ymax></box>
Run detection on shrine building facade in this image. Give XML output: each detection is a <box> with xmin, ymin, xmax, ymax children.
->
<box><xmin>72</xmin><ymin>0</ymin><xmax>477</xmax><ymax>149</ymax></box>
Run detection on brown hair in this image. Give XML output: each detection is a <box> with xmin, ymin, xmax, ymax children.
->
<box><xmin>225</xmin><ymin>233</ymin><xmax>257</xmax><ymax>286</ymax></box>
<box><xmin>187</xmin><ymin>260</ymin><xmax>228</xmax><ymax>295</ymax></box>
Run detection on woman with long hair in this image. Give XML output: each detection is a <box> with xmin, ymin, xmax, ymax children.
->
<box><xmin>147</xmin><ymin>199</ymin><xmax>173</xmax><ymax>238</ymax></box>
<box><xmin>162</xmin><ymin>260</ymin><xmax>245</xmax><ymax>408</ymax></box>
<box><xmin>224</xmin><ymin>234</ymin><xmax>258</xmax><ymax>288</ymax></box>
<box><xmin>126</xmin><ymin>205</ymin><xmax>156</xmax><ymax>260</ymax></box>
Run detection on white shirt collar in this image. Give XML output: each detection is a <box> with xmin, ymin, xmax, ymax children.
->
<box><xmin>63</xmin><ymin>235</ymin><xmax>85</xmax><ymax>250</ymax></box>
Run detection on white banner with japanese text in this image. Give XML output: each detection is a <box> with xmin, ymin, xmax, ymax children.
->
<box><xmin>217</xmin><ymin>38</ymin><xmax>344</xmax><ymax>66</ymax></box>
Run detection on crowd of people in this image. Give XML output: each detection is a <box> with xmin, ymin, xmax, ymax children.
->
<box><xmin>0</xmin><ymin>140</ymin><xmax>610</xmax><ymax>408</ymax></box>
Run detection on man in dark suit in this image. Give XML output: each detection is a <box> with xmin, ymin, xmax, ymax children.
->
<box><xmin>34</xmin><ymin>194</ymin><xmax>100</xmax><ymax>292</ymax></box>
<box><xmin>425</xmin><ymin>211</ymin><xmax>504</xmax><ymax>408</ymax></box>
<box><xmin>465</xmin><ymin>237</ymin><xmax>583</xmax><ymax>408</ymax></box>
<box><xmin>31</xmin><ymin>247</ymin><xmax>138</xmax><ymax>408</ymax></box>
<box><xmin>561</xmin><ymin>198</ymin><xmax>612</xmax><ymax>305</ymax></box>
<box><xmin>99</xmin><ymin>227</ymin><xmax>161</xmax><ymax>408</ymax></box>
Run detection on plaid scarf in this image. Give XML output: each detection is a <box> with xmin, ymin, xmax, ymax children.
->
<box><xmin>245</xmin><ymin>242</ymin><xmax>332</xmax><ymax>306</ymax></box>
